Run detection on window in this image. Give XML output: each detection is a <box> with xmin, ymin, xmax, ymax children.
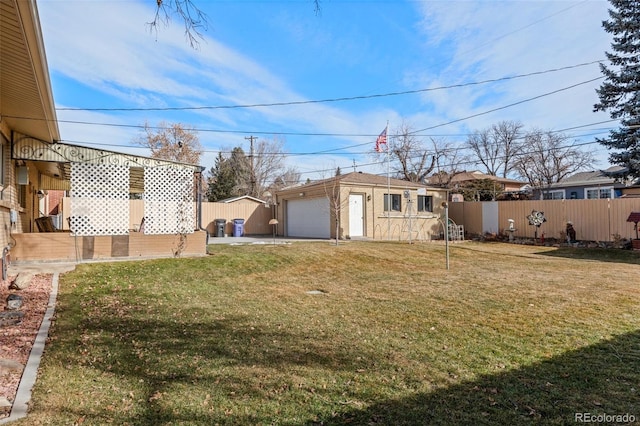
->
<box><xmin>384</xmin><ymin>193</ymin><xmax>401</xmax><ymax>212</ymax></box>
<box><xmin>543</xmin><ymin>190</ymin><xmax>564</xmax><ymax>200</ymax></box>
<box><xmin>586</xmin><ymin>187</ymin><xmax>613</xmax><ymax>199</ymax></box>
<box><xmin>417</xmin><ymin>195</ymin><xmax>433</xmax><ymax>212</ymax></box>
<box><xmin>18</xmin><ymin>184</ymin><xmax>27</xmax><ymax>209</ymax></box>
<box><xmin>0</xmin><ymin>142</ymin><xmax>5</xmax><ymax>187</ymax></box>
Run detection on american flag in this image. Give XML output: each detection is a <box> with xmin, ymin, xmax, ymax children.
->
<box><xmin>375</xmin><ymin>127</ymin><xmax>387</xmax><ymax>153</ymax></box>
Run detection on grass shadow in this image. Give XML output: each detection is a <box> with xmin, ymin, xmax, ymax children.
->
<box><xmin>312</xmin><ymin>330</ymin><xmax>640</xmax><ymax>425</ymax></box>
<box><xmin>46</xmin><ymin>311</ymin><xmax>384</xmax><ymax>424</ymax></box>
<box><xmin>26</xmin><ymin>251</ymin><xmax>640</xmax><ymax>425</ymax></box>
<box><xmin>534</xmin><ymin>247</ymin><xmax>640</xmax><ymax>265</ymax></box>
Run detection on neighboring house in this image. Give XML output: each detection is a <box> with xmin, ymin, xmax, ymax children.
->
<box><xmin>44</xmin><ymin>190</ymin><xmax>65</xmax><ymax>217</ymax></box>
<box><xmin>533</xmin><ymin>166</ymin><xmax>637</xmax><ymax>200</ymax></box>
<box><xmin>425</xmin><ymin>171</ymin><xmax>527</xmax><ymax>201</ymax></box>
<box><xmin>1</xmin><ymin>0</ymin><xmax>205</xmax><ymax>264</ymax></box>
<box><xmin>274</xmin><ymin>172</ymin><xmax>448</xmax><ymax>241</ymax></box>
<box><xmin>217</xmin><ymin>195</ymin><xmax>266</xmax><ymax>204</ymax></box>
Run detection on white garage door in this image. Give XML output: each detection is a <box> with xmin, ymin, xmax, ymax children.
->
<box><xmin>287</xmin><ymin>197</ymin><xmax>330</xmax><ymax>238</ymax></box>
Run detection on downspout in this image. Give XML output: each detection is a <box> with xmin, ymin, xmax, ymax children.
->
<box><xmin>2</xmin><ymin>131</ymin><xmax>16</xmax><ymax>280</ymax></box>
<box><xmin>2</xmin><ymin>246</ymin><xmax>10</xmax><ymax>281</ymax></box>
<box><xmin>196</xmin><ymin>167</ymin><xmax>208</xmax><ymax>237</ymax></box>
<box><xmin>1</xmin><ymin>129</ymin><xmax>13</xmax><ymax>202</ymax></box>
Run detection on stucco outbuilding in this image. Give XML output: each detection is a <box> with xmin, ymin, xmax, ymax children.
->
<box><xmin>275</xmin><ymin>172</ymin><xmax>449</xmax><ymax>241</ymax></box>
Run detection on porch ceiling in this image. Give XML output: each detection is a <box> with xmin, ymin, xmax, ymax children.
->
<box><xmin>14</xmin><ymin>134</ymin><xmax>202</xmax><ymax>192</ymax></box>
<box><xmin>32</xmin><ymin>161</ymin><xmax>146</xmax><ymax>192</ymax></box>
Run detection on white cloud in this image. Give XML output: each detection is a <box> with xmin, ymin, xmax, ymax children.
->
<box><xmin>37</xmin><ymin>0</ymin><xmax>617</xmax><ymax>179</ymax></box>
<box><xmin>38</xmin><ymin>0</ymin><xmax>382</xmax><ymax>147</ymax></box>
<box><xmin>412</xmin><ymin>1</ymin><xmax>611</xmax><ymax>129</ymax></box>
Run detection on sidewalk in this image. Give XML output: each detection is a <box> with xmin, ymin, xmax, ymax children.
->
<box><xmin>7</xmin><ymin>262</ymin><xmax>77</xmax><ymax>276</ymax></box>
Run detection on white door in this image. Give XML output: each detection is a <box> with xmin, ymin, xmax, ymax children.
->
<box><xmin>348</xmin><ymin>194</ymin><xmax>364</xmax><ymax>237</ymax></box>
<box><xmin>286</xmin><ymin>198</ymin><xmax>330</xmax><ymax>238</ymax></box>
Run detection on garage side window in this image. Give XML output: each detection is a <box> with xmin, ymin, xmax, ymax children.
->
<box><xmin>417</xmin><ymin>195</ymin><xmax>433</xmax><ymax>212</ymax></box>
<box><xmin>384</xmin><ymin>193</ymin><xmax>401</xmax><ymax>212</ymax></box>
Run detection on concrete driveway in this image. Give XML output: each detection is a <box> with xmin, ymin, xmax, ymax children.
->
<box><xmin>207</xmin><ymin>235</ymin><xmax>332</xmax><ymax>245</ymax></box>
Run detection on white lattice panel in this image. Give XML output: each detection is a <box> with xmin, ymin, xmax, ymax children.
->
<box><xmin>144</xmin><ymin>167</ymin><xmax>194</xmax><ymax>235</ymax></box>
<box><xmin>70</xmin><ymin>163</ymin><xmax>129</xmax><ymax>236</ymax></box>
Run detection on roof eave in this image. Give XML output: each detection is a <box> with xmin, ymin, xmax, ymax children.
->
<box><xmin>2</xmin><ymin>0</ymin><xmax>60</xmax><ymax>142</ymax></box>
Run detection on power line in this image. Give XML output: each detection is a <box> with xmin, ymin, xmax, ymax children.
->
<box><xmin>55</xmin><ymin>118</ymin><xmax>618</xmax><ymax>158</ymax></box>
<box><xmin>10</xmin><ymin>75</ymin><xmax>608</xmax><ymax>144</ymax></box>
<box><xmin>55</xmin><ymin>61</ymin><xmax>605</xmax><ymax>112</ymax></box>
<box><xmin>52</xmin><ymin>134</ymin><xmax>605</xmax><ymax>180</ymax></box>
<box><xmin>410</xmin><ymin>76</ymin><xmax>605</xmax><ymax>134</ymax></box>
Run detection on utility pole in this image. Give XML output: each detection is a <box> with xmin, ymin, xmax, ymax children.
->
<box><xmin>245</xmin><ymin>135</ymin><xmax>257</xmax><ymax>196</ymax></box>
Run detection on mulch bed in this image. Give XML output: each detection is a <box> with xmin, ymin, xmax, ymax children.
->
<box><xmin>0</xmin><ymin>274</ymin><xmax>52</xmax><ymax>418</ymax></box>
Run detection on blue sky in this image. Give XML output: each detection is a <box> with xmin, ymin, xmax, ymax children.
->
<box><xmin>38</xmin><ymin>0</ymin><xmax>615</xmax><ymax>182</ymax></box>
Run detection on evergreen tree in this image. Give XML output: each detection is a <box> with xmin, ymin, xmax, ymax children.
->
<box><xmin>456</xmin><ymin>179</ymin><xmax>503</xmax><ymax>202</ymax></box>
<box><xmin>594</xmin><ymin>0</ymin><xmax>640</xmax><ymax>178</ymax></box>
<box><xmin>228</xmin><ymin>147</ymin><xmax>251</xmax><ymax>195</ymax></box>
<box><xmin>206</xmin><ymin>152</ymin><xmax>235</xmax><ymax>201</ymax></box>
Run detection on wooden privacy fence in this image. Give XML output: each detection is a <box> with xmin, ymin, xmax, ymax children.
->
<box><xmin>59</xmin><ymin>198</ymin><xmax>274</xmax><ymax>236</ymax></box>
<box><xmin>449</xmin><ymin>198</ymin><xmax>640</xmax><ymax>242</ymax></box>
<box><xmin>200</xmin><ymin>201</ymin><xmax>273</xmax><ymax>236</ymax></box>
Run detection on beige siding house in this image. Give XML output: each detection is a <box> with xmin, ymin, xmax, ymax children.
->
<box><xmin>1</xmin><ymin>0</ymin><xmax>63</xmax><ymax>267</ymax></box>
<box><xmin>275</xmin><ymin>172</ymin><xmax>448</xmax><ymax>241</ymax></box>
<box><xmin>1</xmin><ymin>0</ymin><xmax>206</xmax><ymax>264</ymax></box>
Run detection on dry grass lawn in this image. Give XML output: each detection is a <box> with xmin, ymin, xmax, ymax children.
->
<box><xmin>12</xmin><ymin>241</ymin><xmax>640</xmax><ymax>425</ymax></box>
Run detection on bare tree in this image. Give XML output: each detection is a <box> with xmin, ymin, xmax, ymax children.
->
<box><xmin>134</xmin><ymin>121</ymin><xmax>202</xmax><ymax>257</ymax></box>
<box><xmin>149</xmin><ymin>0</ymin><xmax>208</xmax><ymax>48</ymax></box>
<box><xmin>269</xmin><ymin>167</ymin><xmax>301</xmax><ymax>193</ymax></box>
<box><xmin>466</xmin><ymin>121</ymin><xmax>524</xmax><ymax>177</ymax></box>
<box><xmin>209</xmin><ymin>141</ymin><xmax>299</xmax><ymax>199</ymax></box>
<box><xmin>135</xmin><ymin>121</ymin><xmax>203</xmax><ymax>165</ymax></box>
<box><xmin>317</xmin><ymin>173</ymin><xmax>349</xmax><ymax>246</ymax></box>
<box><xmin>429</xmin><ymin>138</ymin><xmax>468</xmax><ymax>188</ymax></box>
<box><xmin>390</xmin><ymin>122</ymin><xmax>436</xmax><ymax>182</ymax></box>
<box><xmin>251</xmin><ymin>137</ymin><xmax>299</xmax><ymax>199</ymax></box>
<box><xmin>149</xmin><ymin>0</ymin><xmax>322</xmax><ymax>48</ymax></box>
<box><xmin>512</xmin><ymin>130</ymin><xmax>594</xmax><ymax>190</ymax></box>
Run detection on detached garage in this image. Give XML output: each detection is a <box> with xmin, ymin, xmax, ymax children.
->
<box><xmin>275</xmin><ymin>172</ymin><xmax>448</xmax><ymax>241</ymax></box>
<box><xmin>286</xmin><ymin>198</ymin><xmax>330</xmax><ymax>238</ymax></box>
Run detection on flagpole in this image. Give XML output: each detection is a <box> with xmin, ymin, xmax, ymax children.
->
<box><xmin>386</xmin><ymin>121</ymin><xmax>391</xmax><ymax>241</ymax></box>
